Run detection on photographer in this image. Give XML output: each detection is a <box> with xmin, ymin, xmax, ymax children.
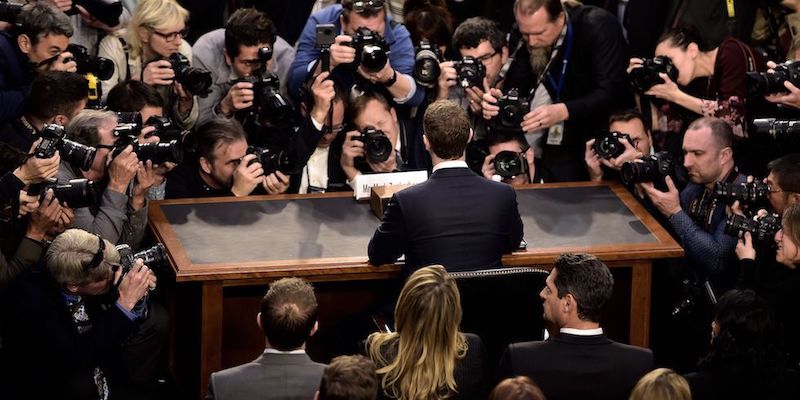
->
<box><xmin>584</xmin><ymin>110</ymin><xmax>652</xmax><ymax>183</ymax></box>
<box><xmin>289</xmin><ymin>0</ymin><xmax>424</xmax><ymax>109</ymax></box>
<box><xmin>165</xmin><ymin>118</ymin><xmax>290</xmax><ymax>199</ymax></box>
<box><xmin>764</xmin><ymin>153</ymin><xmax>800</xmax><ymax>215</ymax></box>
<box><xmin>59</xmin><ymin>110</ymin><xmax>155</xmax><ymax>249</ymax></box>
<box><xmin>193</xmin><ymin>8</ymin><xmax>296</xmax><ymax>126</ymax></box>
<box><xmin>483</xmin><ymin>0</ymin><xmax>632</xmax><ymax>182</ymax></box>
<box><xmin>640</xmin><ymin>117</ymin><xmax>745</xmax><ymax>289</ymax></box>
<box><xmin>0</xmin><ymin>2</ymin><xmax>76</xmax><ymax>124</ymax></box>
<box><xmin>97</xmin><ymin>0</ymin><xmax>198</xmax><ymax>129</ymax></box>
<box><xmin>0</xmin><ymin>71</ymin><xmax>88</xmax><ymax>173</ymax></box>
<box><xmin>1</xmin><ymin>228</ymin><xmax>163</xmax><ymax>399</ymax></box>
<box><xmin>338</xmin><ymin>90</ymin><xmax>423</xmax><ymax>186</ymax></box>
<box><xmin>479</xmin><ymin>131</ymin><xmax>536</xmax><ymax>185</ymax></box>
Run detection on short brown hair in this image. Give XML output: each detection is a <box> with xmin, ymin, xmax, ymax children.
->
<box><xmin>259</xmin><ymin>277</ymin><xmax>318</xmax><ymax>351</ymax></box>
<box><xmin>196</xmin><ymin>118</ymin><xmax>247</xmax><ymax>162</ymax></box>
<box><xmin>319</xmin><ymin>355</ymin><xmax>379</xmax><ymax>400</ymax></box>
<box><xmin>423</xmin><ymin>100</ymin><xmax>471</xmax><ymax>159</ymax></box>
<box><xmin>488</xmin><ymin>376</ymin><xmax>546</xmax><ymax>400</ymax></box>
<box><xmin>514</xmin><ymin>0</ymin><xmax>562</xmax><ymax>20</ymax></box>
<box><xmin>686</xmin><ymin>117</ymin><xmax>733</xmax><ymax>150</ymax></box>
<box><xmin>347</xmin><ymin>91</ymin><xmax>391</xmax><ymax>124</ymax></box>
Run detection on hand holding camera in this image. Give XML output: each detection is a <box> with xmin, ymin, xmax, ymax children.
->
<box><xmin>341</xmin><ymin>130</ymin><xmax>365</xmax><ymax>180</ymax></box>
<box><xmin>14</xmin><ymin>139</ymin><xmax>61</xmax><ymax>185</ymax></box>
<box><xmin>231</xmin><ymin>154</ymin><xmax>264</xmax><ymax>197</ymax></box>
<box><xmin>638</xmin><ymin>174</ymin><xmax>681</xmax><ymax>216</ymax></box>
<box><xmin>436</xmin><ymin>60</ymin><xmax>457</xmax><ymax>100</ymax></box>
<box><xmin>48</xmin><ymin>50</ymin><xmax>77</xmax><ymax>73</ymax></box>
<box><xmin>310</xmin><ymin>71</ymin><xmax>335</xmax><ymax>124</ymax></box>
<box><xmin>220</xmin><ymin>81</ymin><xmax>255</xmax><ymax>116</ymax></box>
<box><xmin>262</xmin><ymin>171</ymin><xmax>290</xmax><ymax>195</ymax></box>
<box><xmin>27</xmin><ymin>189</ymin><xmax>65</xmax><ymax>242</ymax></box>
<box><xmin>116</xmin><ymin>258</ymin><xmax>156</xmax><ymax>312</ymax></box>
<box><xmin>330</xmin><ymin>35</ymin><xmax>357</xmax><ymax>69</ymax></box>
<box><xmin>521</xmin><ymin>103</ymin><xmax>569</xmax><ymax>132</ymax></box>
<box><xmin>481</xmin><ymin>87</ymin><xmax>503</xmax><ymax>120</ymax></box>
<box><xmin>584</xmin><ymin>139</ymin><xmax>604</xmax><ymax>182</ymax></box>
<box><xmin>106</xmin><ymin>145</ymin><xmax>139</xmax><ymax>194</ymax></box>
<box><xmin>131</xmin><ymin>160</ymin><xmax>157</xmax><ymax>209</ymax></box>
<box><xmin>142</xmin><ymin>60</ymin><xmax>175</xmax><ymax>86</ymax></box>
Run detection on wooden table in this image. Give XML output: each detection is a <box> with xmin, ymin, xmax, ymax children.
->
<box><xmin>148</xmin><ymin>181</ymin><xmax>683</xmax><ymax>398</ymax></box>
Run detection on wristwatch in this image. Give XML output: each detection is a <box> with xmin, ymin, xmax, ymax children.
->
<box><xmin>382</xmin><ymin>69</ymin><xmax>397</xmax><ymax>87</ymax></box>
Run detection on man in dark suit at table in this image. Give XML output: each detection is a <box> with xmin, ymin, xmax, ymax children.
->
<box><xmin>206</xmin><ymin>277</ymin><xmax>326</xmax><ymax>400</ymax></box>
<box><xmin>368</xmin><ymin>100</ymin><xmax>523</xmax><ymax>272</ymax></box>
<box><xmin>497</xmin><ymin>253</ymin><xmax>654</xmax><ymax>400</ymax></box>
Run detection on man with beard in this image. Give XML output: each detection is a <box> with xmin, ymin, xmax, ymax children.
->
<box><xmin>482</xmin><ymin>0</ymin><xmax>632</xmax><ymax>182</ymax></box>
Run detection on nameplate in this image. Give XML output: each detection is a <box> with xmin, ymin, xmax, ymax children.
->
<box><xmin>353</xmin><ymin>170</ymin><xmax>428</xmax><ymax>200</ymax></box>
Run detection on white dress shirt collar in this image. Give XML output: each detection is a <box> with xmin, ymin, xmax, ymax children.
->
<box><xmin>560</xmin><ymin>327</ymin><xmax>604</xmax><ymax>336</ymax></box>
<box><xmin>432</xmin><ymin>160</ymin><xmax>468</xmax><ymax>173</ymax></box>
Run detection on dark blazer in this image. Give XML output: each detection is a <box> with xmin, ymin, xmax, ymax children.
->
<box><xmin>206</xmin><ymin>351</ymin><xmax>326</xmax><ymax>400</ymax></box>
<box><xmin>0</xmin><ymin>33</ymin><xmax>31</xmax><ymax>125</ymax></box>
<box><xmin>368</xmin><ymin>167</ymin><xmax>523</xmax><ymax>272</ymax></box>
<box><xmin>497</xmin><ymin>333</ymin><xmax>654</xmax><ymax>400</ymax></box>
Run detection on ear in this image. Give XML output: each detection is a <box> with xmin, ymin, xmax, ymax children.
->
<box><xmin>309</xmin><ymin>320</ymin><xmax>319</xmax><ymax>337</ymax></box>
<box><xmin>138</xmin><ymin>27</ymin><xmax>150</xmax><ymax>44</ymax></box>
<box><xmin>17</xmin><ymin>34</ymin><xmax>31</xmax><ymax>55</ymax></box>
<box><xmin>790</xmin><ymin>192</ymin><xmax>800</xmax><ymax>205</ymax></box>
<box><xmin>468</xmin><ymin>128</ymin><xmax>474</xmax><ymax>143</ymax></box>
<box><xmin>223</xmin><ymin>49</ymin><xmax>232</xmax><ymax>67</ymax></box>
<box><xmin>314</xmin><ymin>391</ymin><xmax>320</xmax><ymax>400</ymax></box>
<box><xmin>501</xmin><ymin>46</ymin><xmax>509</xmax><ymax>64</ymax></box>
<box><xmin>720</xmin><ymin>146</ymin><xmax>733</xmax><ymax>163</ymax></box>
<box><xmin>53</xmin><ymin>114</ymin><xmax>68</xmax><ymax>126</ymax></box>
<box><xmin>256</xmin><ymin>312</ymin><xmax>262</xmax><ymax>331</ymax></box>
<box><xmin>66</xmin><ymin>284</ymin><xmax>80</xmax><ymax>294</ymax></box>
<box><xmin>687</xmin><ymin>42</ymin><xmax>700</xmax><ymax>58</ymax></box>
<box><xmin>562</xmin><ymin>293</ymin><xmax>575</xmax><ymax>314</ymax></box>
<box><xmin>423</xmin><ymin>134</ymin><xmax>430</xmax><ymax>151</ymax></box>
<box><xmin>199</xmin><ymin>156</ymin><xmax>213</xmax><ymax>174</ymax></box>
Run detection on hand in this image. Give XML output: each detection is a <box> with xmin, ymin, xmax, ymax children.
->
<box><xmin>174</xmin><ymin>82</ymin><xmax>193</xmax><ymax>114</ymax></box>
<box><xmin>599</xmin><ymin>137</ymin><xmax>642</xmax><ymax>171</ymax></box>
<box><xmin>521</xmin><ymin>103</ymin><xmax>569</xmax><ymax>132</ymax></box>
<box><xmin>736</xmin><ymin>231</ymin><xmax>756</xmax><ymax>260</ymax></box>
<box><xmin>153</xmin><ymin>161</ymin><xmax>176</xmax><ymax>187</ymax></box>
<box><xmin>481</xmin><ymin>153</ymin><xmax>497</xmax><ymax>180</ymax></box>
<box><xmin>220</xmin><ymin>81</ymin><xmax>254</xmax><ymax>116</ymax></box>
<box><xmin>584</xmin><ymin>139</ymin><xmax>603</xmax><ymax>182</ymax></box>
<box><xmin>18</xmin><ymin>191</ymin><xmax>40</xmax><ymax>217</ymax></box>
<box><xmin>141</xmin><ymin>60</ymin><xmax>175</xmax><ymax>86</ymax></box>
<box><xmin>357</xmin><ymin>62</ymin><xmax>394</xmax><ymax>85</ymax></box>
<box><xmin>310</xmin><ymin>71</ymin><xmax>335</xmax><ymax>124</ymax></box>
<box><xmin>481</xmin><ymin>87</ymin><xmax>503</xmax><ymax>120</ymax></box>
<box><xmin>231</xmin><ymin>154</ymin><xmax>264</xmax><ymax>197</ymax></box>
<box><xmin>54</xmin><ymin>205</ymin><xmax>73</xmax><ymax>237</ymax></box>
<box><xmin>764</xmin><ymin>80</ymin><xmax>800</xmax><ymax>110</ymax></box>
<box><xmin>341</xmin><ymin>130</ymin><xmax>365</xmax><ymax>181</ymax></box>
<box><xmin>47</xmin><ymin>0</ymin><xmax>73</xmax><ymax>12</ymax></box>
<box><xmin>465</xmin><ymin>78</ymin><xmax>488</xmax><ymax>114</ymax></box>
<box><xmin>27</xmin><ymin>190</ymin><xmax>61</xmax><ymax>242</ymax></box>
<box><xmin>644</xmin><ymin>72</ymin><xmax>680</xmax><ymax>102</ymax></box>
<box><xmin>330</xmin><ymin>35</ymin><xmax>356</xmax><ymax>68</ymax></box>
<box><xmin>116</xmin><ymin>259</ymin><xmax>157</xmax><ymax>312</ymax></box>
<box><xmin>14</xmin><ymin>139</ymin><xmax>61</xmax><ymax>184</ymax></box>
<box><xmin>638</xmin><ymin>175</ymin><xmax>681</xmax><ymax>217</ymax></box>
<box><xmin>107</xmin><ymin>145</ymin><xmax>139</xmax><ymax>194</ymax></box>
<box><xmin>47</xmin><ymin>51</ymin><xmax>77</xmax><ymax>73</ymax></box>
<box><xmin>627</xmin><ymin>57</ymin><xmax>644</xmax><ymax>74</ymax></box>
<box><xmin>132</xmin><ymin>160</ymin><xmax>157</xmax><ymax>199</ymax></box>
<box><xmin>436</xmin><ymin>61</ymin><xmax>457</xmax><ymax>100</ymax></box>
<box><xmin>263</xmin><ymin>171</ymin><xmax>290</xmax><ymax>195</ymax></box>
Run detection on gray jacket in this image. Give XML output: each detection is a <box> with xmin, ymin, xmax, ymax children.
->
<box><xmin>192</xmin><ymin>29</ymin><xmax>296</xmax><ymax>126</ymax></box>
<box><xmin>206</xmin><ymin>351</ymin><xmax>326</xmax><ymax>400</ymax></box>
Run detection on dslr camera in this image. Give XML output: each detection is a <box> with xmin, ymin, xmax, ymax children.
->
<box><xmin>714</xmin><ymin>181</ymin><xmax>769</xmax><ymax>205</ymax></box>
<box><xmin>724</xmin><ymin>212</ymin><xmax>782</xmax><ymax>242</ymax></box>
<box><xmin>620</xmin><ymin>151</ymin><xmax>673</xmax><ymax>191</ymax></box>
<box><xmin>114</xmin><ymin>242</ymin><xmax>167</xmax><ymax>319</ymax></box>
<box><xmin>346</xmin><ymin>28</ymin><xmax>390</xmax><ymax>73</ymax></box>
<box><xmin>112</xmin><ymin>131</ymin><xmax>184</xmax><ymax>165</ymax></box>
<box><xmin>747</xmin><ymin>60</ymin><xmax>800</xmax><ymax>97</ymax></box>
<box><xmin>594</xmin><ymin>131</ymin><xmax>635</xmax><ymax>159</ymax></box>
<box><xmin>36</xmin><ymin>124</ymin><xmax>97</xmax><ymax>171</ymax></box>
<box><xmin>629</xmin><ymin>56</ymin><xmax>678</xmax><ymax>94</ymax></box>
<box><xmin>352</xmin><ymin>126</ymin><xmax>393</xmax><ymax>164</ymax></box>
<box><xmin>413</xmin><ymin>40</ymin><xmax>442</xmax><ymax>88</ymax></box>
<box><xmin>752</xmin><ymin>118</ymin><xmax>800</xmax><ymax>144</ymax></box>
<box><xmin>167</xmin><ymin>53</ymin><xmax>212</xmax><ymax>97</ymax></box>
<box><xmin>231</xmin><ymin>47</ymin><xmax>295</xmax><ymax>128</ymax></box>
<box><xmin>452</xmin><ymin>56</ymin><xmax>486</xmax><ymax>89</ymax></box>
<box><xmin>0</xmin><ymin>2</ymin><xmax>22</xmax><ymax>23</ymax></box>
<box><xmin>66</xmin><ymin>44</ymin><xmax>114</xmax><ymax>80</ymax></box>
<box><xmin>494</xmin><ymin>150</ymin><xmax>529</xmax><ymax>179</ymax></box>
<box><xmin>494</xmin><ymin>88</ymin><xmax>530</xmax><ymax>130</ymax></box>
<box><xmin>67</xmin><ymin>0</ymin><xmax>124</xmax><ymax>27</ymax></box>
<box><xmin>27</xmin><ymin>178</ymin><xmax>98</xmax><ymax>209</ymax></box>
<box><xmin>246</xmin><ymin>145</ymin><xmax>300</xmax><ymax>175</ymax></box>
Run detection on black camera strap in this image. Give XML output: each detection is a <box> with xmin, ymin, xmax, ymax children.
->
<box><xmin>117</xmin><ymin>37</ymin><xmax>131</xmax><ymax>81</ymax></box>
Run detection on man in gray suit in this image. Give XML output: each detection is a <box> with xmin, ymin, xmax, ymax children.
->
<box><xmin>206</xmin><ymin>277</ymin><xmax>326</xmax><ymax>399</ymax></box>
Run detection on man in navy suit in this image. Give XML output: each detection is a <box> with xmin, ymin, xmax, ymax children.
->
<box><xmin>367</xmin><ymin>100</ymin><xmax>523</xmax><ymax>272</ymax></box>
<box><xmin>497</xmin><ymin>253</ymin><xmax>654</xmax><ymax>400</ymax></box>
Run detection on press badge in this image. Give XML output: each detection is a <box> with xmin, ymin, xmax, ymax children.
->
<box><xmin>546</xmin><ymin>122</ymin><xmax>564</xmax><ymax>145</ymax></box>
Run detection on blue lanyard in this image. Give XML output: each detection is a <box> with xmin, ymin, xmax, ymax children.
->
<box><xmin>547</xmin><ymin>17</ymin><xmax>573</xmax><ymax>101</ymax></box>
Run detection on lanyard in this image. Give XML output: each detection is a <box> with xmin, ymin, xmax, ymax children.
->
<box><xmin>546</xmin><ymin>17</ymin><xmax>573</xmax><ymax>101</ymax></box>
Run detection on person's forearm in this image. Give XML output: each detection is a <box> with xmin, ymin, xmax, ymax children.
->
<box><xmin>670</xmin><ymin>90</ymin><xmax>704</xmax><ymax>115</ymax></box>
<box><xmin>386</xmin><ymin>72</ymin><xmax>413</xmax><ymax>101</ymax></box>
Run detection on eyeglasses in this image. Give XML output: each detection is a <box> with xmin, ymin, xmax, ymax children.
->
<box><xmin>475</xmin><ymin>51</ymin><xmax>499</xmax><ymax>65</ymax></box>
<box><xmin>84</xmin><ymin>235</ymin><xmax>106</xmax><ymax>271</ymax></box>
<box><xmin>349</xmin><ymin>0</ymin><xmax>385</xmax><ymax>13</ymax></box>
<box><xmin>151</xmin><ymin>27</ymin><xmax>189</xmax><ymax>42</ymax></box>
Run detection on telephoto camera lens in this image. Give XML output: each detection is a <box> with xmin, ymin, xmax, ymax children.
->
<box><xmin>168</xmin><ymin>53</ymin><xmax>213</xmax><ymax>97</ymax></box>
<box><xmin>66</xmin><ymin>43</ymin><xmax>115</xmax><ymax>80</ymax></box>
<box><xmin>714</xmin><ymin>181</ymin><xmax>769</xmax><ymax>204</ymax></box>
<box><xmin>493</xmin><ymin>150</ymin><xmax>529</xmax><ymax>178</ymax></box>
<box><xmin>135</xmin><ymin>140</ymin><xmax>184</xmax><ymax>165</ymax></box>
<box><xmin>747</xmin><ymin>60</ymin><xmax>800</xmax><ymax>97</ymax></box>
<box><xmin>354</xmin><ymin>127</ymin><xmax>393</xmax><ymax>164</ymax></box>
<box><xmin>247</xmin><ymin>146</ymin><xmax>300</xmax><ymax>175</ymax></box>
<box><xmin>53</xmin><ymin>178</ymin><xmax>98</xmax><ymax>209</ymax></box>
<box><xmin>753</xmin><ymin>118</ymin><xmax>800</xmax><ymax>143</ymax></box>
<box><xmin>620</xmin><ymin>151</ymin><xmax>673</xmax><ymax>191</ymax></box>
<box><xmin>360</xmin><ymin>44</ymin><xmax>388</xmax><ymax>73</ymax></box>
<box><xmin>145</xmin><ymin>116</ymin><xmax>183</xmax><ymax>141</ymax></box>
<box><xmin>594</xmin><ymin>131</ymin><xmax>633</xmax><ymax>159</ymax></box>
<box><xmin>413</xmin><ymin>40</ymin><xmax>441</xmax><ymax>88</ymax></box>
<box><xmin>60</xmin><ymin>139</ymin><xmax>98</xmax><ymax>171</ymax></box>
<box><xmin>69</xmin><ymin>0</ymin><xmax>124</xmax><ymax>27</ymax></box>
<box><xmin>629</xmin><ymin>56</ymin><xmax>678</xmax><ymax>94</ymax></box>
<box><xmin>724</xmin><ymin>213</ymin><xmax>782</xmax><ymax>242</ymax></box>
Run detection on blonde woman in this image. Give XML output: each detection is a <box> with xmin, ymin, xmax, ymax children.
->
<box><xmin>366</xmin><ymin>265</ymin><xmax>486</xmax><ymax>400</ymax></box>
<box><xmin>629</xmin><ymin>368</ymin><xmax>691</xmax><ymax>400</ymax></box>
<box><xmin>98</xmin><ymin>0</ymin><xmax>198</xmax><ymax>128</ymax></box>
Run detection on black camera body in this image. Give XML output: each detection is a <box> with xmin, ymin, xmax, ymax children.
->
<box><xmin>0</xmin><ymin>2</ymin><xmax>22</xmax><ymax>23</ymax></box>
<box><xmin>714</xmin><ymin>181</ymin><xmax>769</xmax><ymax>205</ymax></box>
<box><xmin>114</xmin><ymin>242</ymin><xmax>166</xmax><ymax>319</ymax></box>
<box><xmin>167</xmin><ymin>53</ymin><xmax>212</xmax><ymax>97</ymax></box>
<box><xmin>494</xmin><ymin>150</ymin><xmax>529</xmax><ymax>178</ymax></box>
<box><xmin>66</xmin><ymin>43</ymin><xmax>114</xmax><ymax>80</ymax></box>
<box><xmin>145</xmin><ymin>116</ymin><xmax>184</xmax><ymax>141</ymax></box>
<box><xmin>620</xmin><ymin>151</ymin><xmax>673</xmax><ymax>191</ymax></box>
<box><xmin>233</xmin><ymin>73</ymin><xmax>294</xmax><ymax>127</ymax></box>
<box><xmin>346</xmin><ymin>28</ymin><xmax>390</xmax><ymax>73</ymax></box>
<box><xmin>353</xmin><ymin>126</ymin><xmax>393</xmax><ymax>164</ymax></box>
<box><xmin>629</xmin><ymin>56</ymin><xmax>678</xmax><ymax>94</ymax></box>
<box><xmin>112</xmin><ymin>132</ymin><xmax>184</xmax><ymax>165</ymax></box>
<box><xmin>36</xmin><ymin>124</ymin><xmax>97</xmax><ymax>171</ymax></box>
<box><xmin>725</xmin><ymin>213</ymin><xmax>782</xmax><ymax>242</ymax></box>
<box><xmin>495</xmin><ymin>88</ymin><xmax>530</xmax><ymax>130</ymax></box>
<box><xmin>413</xmin><ymin>40</ymin><xmax>442</xmax><ymax>88</ymax></box>
<box><xmin>747</xmin><ymin>60</ymin><xmax>800</xmax><ymax>97</ymax></box>
<box><xmin>452</xmin><ymin>56</ymin><xmax>486</xmax><ymax>89</ymax></box>
<box><xmin>594</xmin><ymin>131</ymin><xmax>634</xmax><ymax>159</ymax></box>
<box><xmin>66</xmin><ymin>0</ymin><xmax>123</xmax><ymax>27</ymax></box>
<box><xmin>246</xmin><ymin>145</ymin><xmax>299</xmax><ymax>175</ymax></box>
<box><xmin>27</xmin><ymin>178</ymin><xmax>98</xmax><ymax>209</ymax></box>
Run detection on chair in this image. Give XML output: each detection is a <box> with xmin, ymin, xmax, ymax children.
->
<box><xmin>449</xmin><ymin>267</ymin><xmax>549</xmax><ymax>368</ymax></box>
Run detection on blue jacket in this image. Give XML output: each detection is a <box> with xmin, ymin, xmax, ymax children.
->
<box><xmin>288</xmin><ymin>5</ymin><xmax>423</xmax><ymax>107</ymax></box>
<box><xmin>0</xmin><ymin>33</ymin><xmax>31</xmax><ymax>125</ymax></box>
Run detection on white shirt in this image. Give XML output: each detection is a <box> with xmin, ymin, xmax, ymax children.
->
<box><xmin>300</xmin><ymin>146</ymin><xmax>331</xmax><ymax>194</ymax></box>
<box><xmin>264</xmin><ymin>348</ymin><xmax>306</xmax><ymax>355</ymax></box>
<box><xmin>432</xmin><ymin>160</ymin><xmax>468</xmax><ymax>173</ymax></box>
<box><xmin>560</xmin><ymin>327</ymin><xmax>604</xmax><ymax>336</ymax></box>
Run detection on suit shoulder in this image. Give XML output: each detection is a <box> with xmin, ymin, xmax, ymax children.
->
<box><xmin>209</xmin><ymin>361</ymin><xmax>262</xmax><ymax>380</ymax></box>
<box><xmin>609</xmin><ymin>341</ymin><xmax>655</xmax><ymax>363</ymax></box>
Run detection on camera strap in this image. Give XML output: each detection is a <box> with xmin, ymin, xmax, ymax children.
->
<box><xmin>117</xmin><ymin>37</ymin><xmax>131</xmax><ymax>81</ymax></box>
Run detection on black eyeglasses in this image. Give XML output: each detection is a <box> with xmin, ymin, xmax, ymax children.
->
<box><xmin>84</xmin><ymin>235</ymin><xmax>106</xmax><ymax>271</ymax></box>
<box><xmin>151</xmin><ymin>27</ymin><xmax>189</xmax><ymax>42</ymax></box>
<box><xmin>475</xmin><ymin>51</ymin><xmax>499</xmax><ymax>65</ymax></box>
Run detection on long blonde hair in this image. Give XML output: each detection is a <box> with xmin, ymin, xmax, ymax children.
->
<box><xmin>125</xmin><ymin>0</ymin><xmax>189</xmax><ymax>58</ymax></box>
<box><xmin>366</xmin><ymin>265</ymin><xmax>468</xmax><ymax>400</ymax></box>
<box><xmin>629</xmin><ymin>368</ymin><xmax>691</xmax><ymax>400</ymax></box>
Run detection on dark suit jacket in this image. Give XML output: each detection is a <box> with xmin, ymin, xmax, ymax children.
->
<box><xmin>206</xmin><ymin>351</ymin><xmax>326</xmax><ymax>400</ymax></box>
<box><xmin>497</xmin><ymin>333</ymin><xmax>654</xmax><ymax>400</ymax></box>
<box><xmin>368</xmin><ymin>167</ymin><xmax>523</xmax><ymax>272</ymax></box>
